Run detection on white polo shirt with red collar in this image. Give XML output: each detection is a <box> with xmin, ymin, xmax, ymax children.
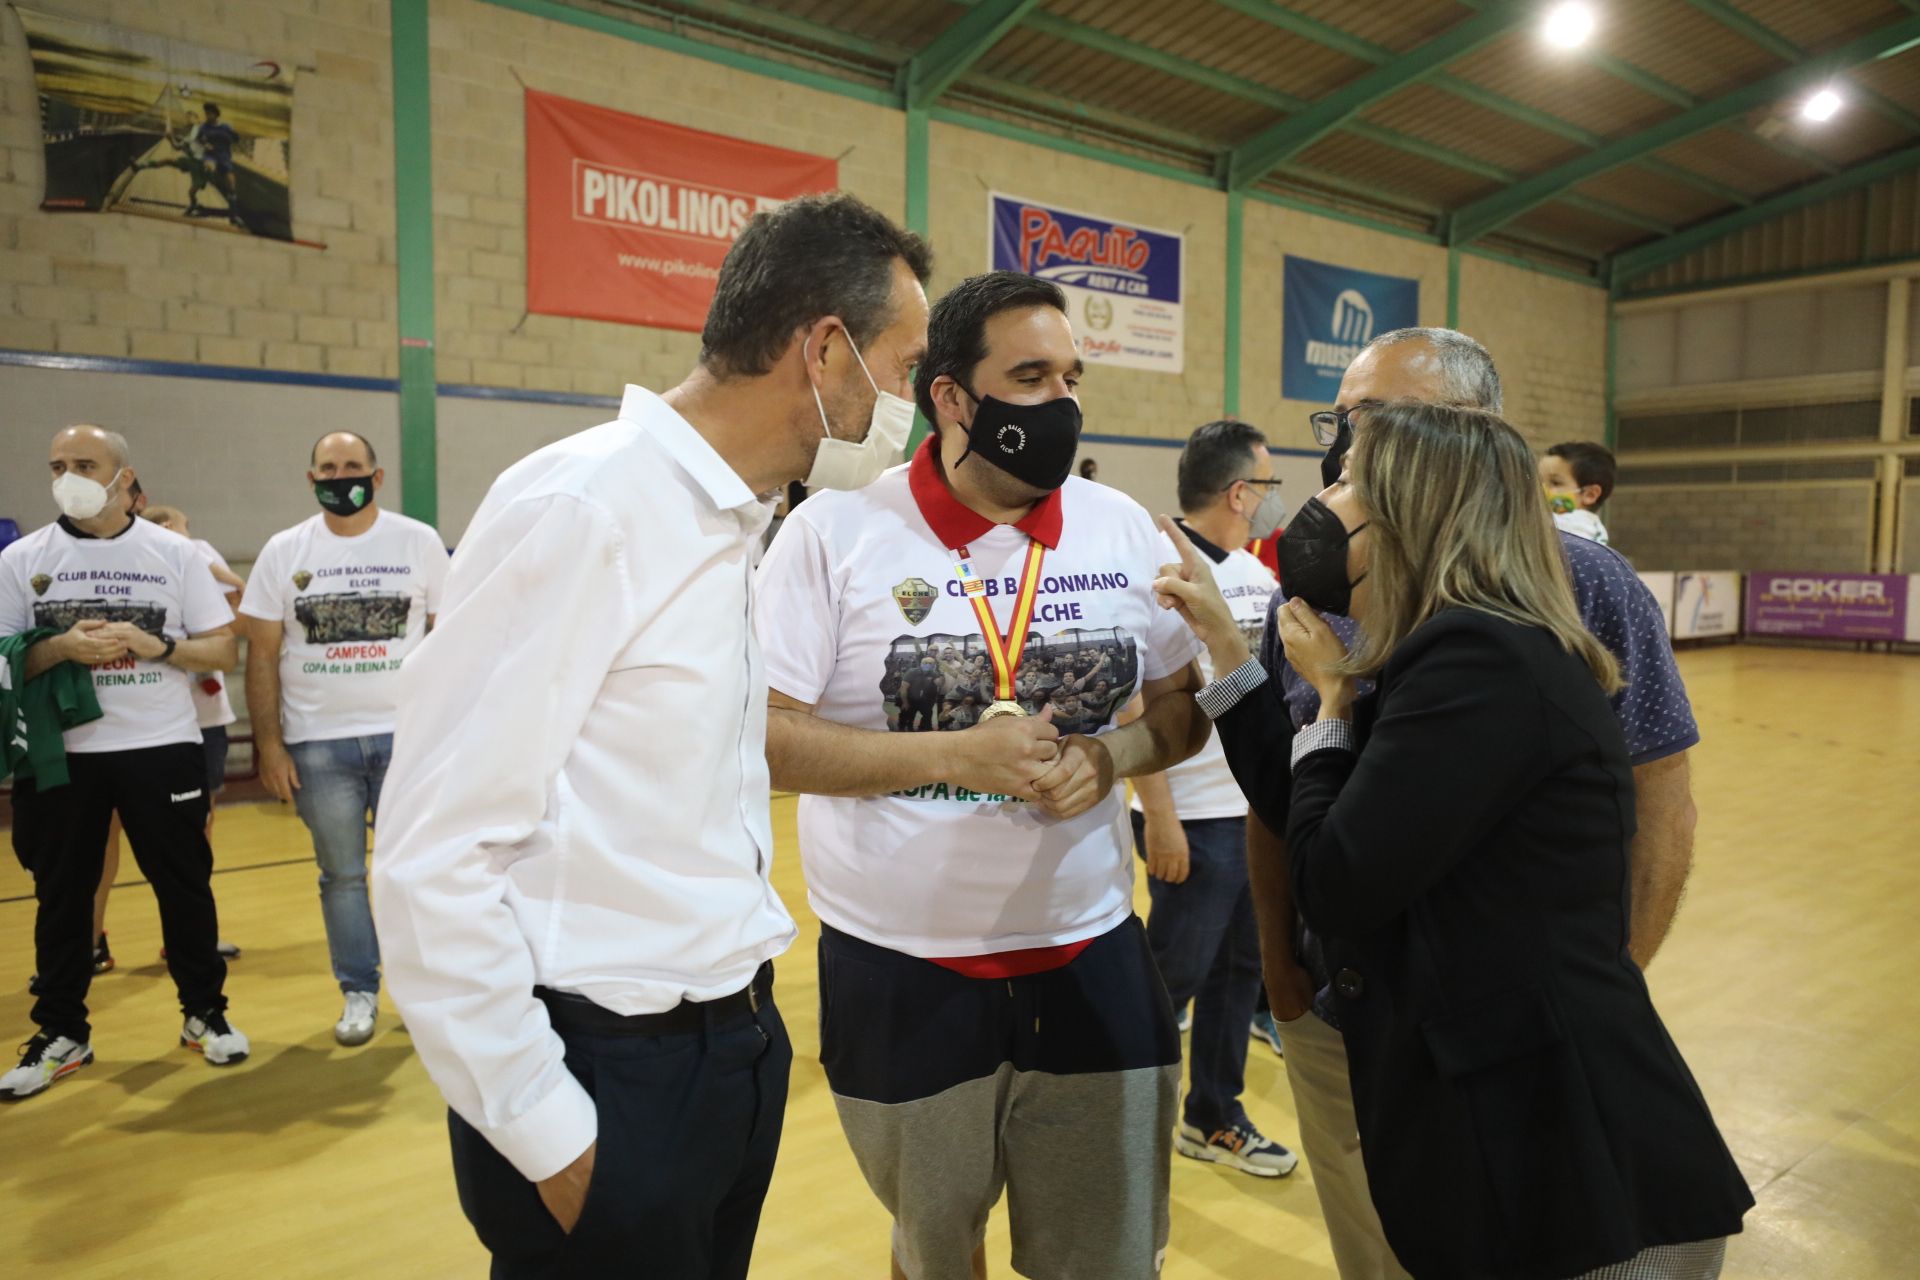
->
<box><xmin>755</xmin><ymin>438</ymin><xmax>1202</xmax><ymax>961</ymax></box>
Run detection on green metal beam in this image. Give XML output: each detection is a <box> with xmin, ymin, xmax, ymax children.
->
<box><xmin>480</xmin><ymin>0</ymin><xmax>898</xmax><ymax>105</ymax></box>
<box><xmin>658</xmin><ymin>0</ymin><xmax>900</xmax><ymax>62</ymax></box>
<box><xmin>1209</xmin><ymin>0</ymin><xmax>1385</xmax><ymax>65</ymax></box>
<box><xmin>1025</xmin><ymin>12</ymin><xmax>1300</xmax><ymax>112</ymax></box>
<box><xmin>1678</xmin><ymin>0</ymin><xmax>1920</xmax><ymax>135</ymax></box>
<box><xmin>1209</xmin><ymin>1</ymin><xmax>1753</xmax><ymax>210</ymax></box>
<box><xmin>391</xmin><ymin>0</ymin><xmax>437</xmax><ymax>527</ymax></box>
<box><xmin>928</xmin><ymin>105</ymin><xmax>1215</xmax><ymax>189</ymax></box>
<box><xmin>1225</xmin><ymin>7</ymin><xmax>1524</xmax><ymax>191</ymax></box>
<box><xmin>901</xmin><ymin>0</ymin><xmax>1038</xmax><ymax>109</ymax></box>
<box><xmin>905</xmin><ymin>108</ymin><xmax>930</xmax><ymax>236</ymax></box>
<box><xmin>1450</xmin><ymin>15</ymin><xmax>1920</xmax><ymax>244</ymax></box>
<box><xmin>1446</xmin><ymin>246</ymin><xmax>1461</xmax><ymax>328</ymax></box>
<box><xmin>1245</xmin><ymin>187</ymin><xmax>1439</xmax><ymax>246</ymax></box>
<box><xmin>1461</xmin><ymin>245</ymin><xmax>1602</xmax><ymax>288</ymax></box>
<box><xmin>1608</xmin><ymin>142</ymin><xmax>1920</xmax><ymax>285</ymax></box>
<box><xmin>1013</xmin><ymin>9</ymin><xmax>1659</xmax><ymax>239</ymax></box>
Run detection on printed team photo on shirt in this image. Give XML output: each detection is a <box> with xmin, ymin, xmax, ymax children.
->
<box><xmin>879</xmin><ymin>627</ymin><xmax>1141</xmax><ymax>735</ymax></box>
<box><xmin>292</xmin><ymin>586</ymin><xmax>413</xmax><ymax>646</ymax></box>
<box><xmin>32</xmin><ymin>591</ymin><xmax>169</xmax><ymax>638</ymax></box>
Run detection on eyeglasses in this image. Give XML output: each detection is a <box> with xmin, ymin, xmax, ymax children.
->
<box><xmin>1226</xmin><ymin>477</ymin><xmax>1285</xmax><ymax>493</ymax></box>
<box><xmin>1307</xmin><ymin>400</ymin><xmax>1379</xmax><ymax>447</ymax></box>
<box><xmin>1308</xmin><ymin>409</ymin><xmax>1351</xmax><ymax>447</ymax></box>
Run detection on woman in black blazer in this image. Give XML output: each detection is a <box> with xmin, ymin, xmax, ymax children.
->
<box><xmin>1156</xmin><ymin>402</ymin><xmax>1750</xmax><ymax>1280</ymax></box>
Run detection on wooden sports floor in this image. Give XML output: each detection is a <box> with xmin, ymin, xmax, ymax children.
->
<box><xmin>2</xmin><ymin>645</ymin><xmax>1917</xmax><ymax>1278</ymax></box>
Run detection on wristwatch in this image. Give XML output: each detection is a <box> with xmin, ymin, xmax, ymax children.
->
<box><xmin>158</xmin><ymin>636</ymin><xmax>178</xmax><ymax>663</ymax></box>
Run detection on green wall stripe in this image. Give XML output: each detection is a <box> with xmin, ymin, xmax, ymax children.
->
<box><xmin>1225</xmin><ymin>190</ymin><xmax>1243</xmax><ymax>417</ymax></box>
<box><xmin>392</xmin><ymin>0</ymin><xmax>437</xmax><ymax>527</ymax></box>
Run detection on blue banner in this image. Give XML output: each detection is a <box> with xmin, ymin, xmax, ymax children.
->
<box><xmin>990</xmin><ymin>192</ymin><xmax>1184</xmax><ymax>373</ymax></box>
<box><xmin>1282</xmin><ymin>255</ymin><xmax>1420</xmax><ymax>403</ymax></box>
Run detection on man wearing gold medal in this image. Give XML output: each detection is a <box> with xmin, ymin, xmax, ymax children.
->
<box><xmin>758</xmin><ymin>271</ymin><xmax>1210</xmax><ymax>1280</ymax></box>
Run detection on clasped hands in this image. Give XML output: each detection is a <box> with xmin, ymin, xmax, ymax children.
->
<box><xmin>58</xmin><ymin>618</ymin><xmax>169</xmax><ymax>665</ymax></box>
<box><xmin>948</xmin><ymin>704</ymin><xmax>1115</xmax><ymax>820</ymax></box>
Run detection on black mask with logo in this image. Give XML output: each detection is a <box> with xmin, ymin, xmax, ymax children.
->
<box><xmin>314</xmin><ymin>474</ymin><xmax>375</xmax><ymax>516</ymax></box>
<box><xmin>1279</xmin><ymin>497</ymin><xmax>1367</xmax><ymax>617</ymax></box>
<box><xmin>956</xmin><ymin>388</ymin><xmax>1084</xmax><ymax>492</ymax></box>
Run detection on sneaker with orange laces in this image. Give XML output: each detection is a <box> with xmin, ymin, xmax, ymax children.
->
<box><xmin>1175</xmin><ymin>1118</ymin><xmax>1299</xmax><ymax>1178</ymax></box>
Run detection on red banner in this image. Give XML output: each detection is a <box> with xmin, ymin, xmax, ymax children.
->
<box><xmin>524</xmin><ymin>89</ymin><xmax>839</xmax><ymax>331</ymax></box>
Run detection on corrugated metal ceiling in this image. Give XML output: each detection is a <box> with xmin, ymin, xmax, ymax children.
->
<box><xmin>591</xmin><ymin>0</ymin><xmax>1920</xmax><ymax>283</ymax></box>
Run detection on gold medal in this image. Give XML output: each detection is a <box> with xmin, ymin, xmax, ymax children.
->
<box><xmin>978</xmin><ymin>700</ymin><xmax>1028</xmax><ymax>722</ymax></box>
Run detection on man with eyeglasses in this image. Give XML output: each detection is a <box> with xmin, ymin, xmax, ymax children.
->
<box><xmin>1120</xmin><ymin>418</ymin><xmax>1298</xmax><ymax>1178</ymax></box>
<box><xmin>1199</xmin><ymin>327</ymin><xmax>1701</xmax><ymax>1279</ymax></box>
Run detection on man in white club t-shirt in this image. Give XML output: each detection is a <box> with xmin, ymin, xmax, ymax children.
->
<box><xmin>0</xmin><ymin>425</ymin><xmax>246</xmax><ymax>1101</ymax></box>
<box><xmin>1121</xmin><ymin>419</ymin><xmax>1299</xmax><ymax>1180</ymax></box>
<box><xmin>758</xmin><ymin>271</ymin><xmax>1210</xmax><ymax>1280</ymax></box>
<box><xmin>240</xmin><ymin>431</ymin><xmax>446</xmax><ymax>1047</ymax></box>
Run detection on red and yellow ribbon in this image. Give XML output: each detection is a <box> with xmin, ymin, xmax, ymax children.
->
<box><xmin>966</xmin><ymin>538</ymin><xmax>1048</xmax><ymax>701</ymax></box>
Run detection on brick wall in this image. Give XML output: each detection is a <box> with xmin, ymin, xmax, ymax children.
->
<box><xmin>1456</xmin><ymin>254</ymin><xmax>1609</xmax><ymax>452</ymax></box>
<box><xmin>0</xmin><ymin>0</ymin><xmax>397</xmax><ymax>376</ymax></box>
<box><xmin>1607</xmin><ymin>482</ymin><xmax>1875</xmax><ymax>572</ymax></box>
<box><xmin>426</xmin><ymin>0</ymin><xmax>905</xmax><ymax>398</ymax></box>
<box><xmin>1238</xmin><ymin>200</ymin><xmax>1451</xmax><ymax>452</ymax></box>
<box><xmin>926</xmin><ymin>122</ymin><xmax>1227</xmax><ymax>446</ymax></box>
<box><xmin>0</xmin><ymin>0</ymin><xmax>1617</xmax><ymax>544</ymax></box>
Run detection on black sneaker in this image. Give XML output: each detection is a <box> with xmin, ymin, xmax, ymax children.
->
<box><xmin>93</xmin><ymin>933</ymin><xmax>115</xmax><ymax>975</ymax></box>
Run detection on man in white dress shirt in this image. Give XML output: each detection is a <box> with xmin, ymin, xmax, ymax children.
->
<box><xmin>371</xmin><ymin>192</ymin><xmax>932</xmax><ymax>1279</ymax></box>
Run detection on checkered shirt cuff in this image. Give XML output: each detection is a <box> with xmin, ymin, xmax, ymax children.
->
<box><xmin>1290</xmin><ymin>716</ymin><xmax>1357</xmax><ymax>772</ymax></box>
<box><xmin>1195</xmin><ymin>658</ymin><xmax>1268</xmax><ymax>721</ymax></box>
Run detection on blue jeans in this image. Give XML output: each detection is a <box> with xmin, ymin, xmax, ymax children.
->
<box><xmin>1131</xmin><ymin>811</ymin><xmax>1262</xmax><ymax>1132</ymax></box>
<box><xmin>290</xmin><ymin>734</ymin><xmax>390</xmax><ymax>994</ymax></box>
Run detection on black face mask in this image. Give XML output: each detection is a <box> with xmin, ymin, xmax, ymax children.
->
<box><xmin>314</xmin><ymin>474</ymin><xmax>376</xmax><ymax>516</ymax></box>
<box><xmin>1279</xmin><ymin>496</ymin><xmax>1367</xmax><ymax>617</ymax></box>
<box><xmin>957</xmin><ymin>389</ymin><xmax>1084</xmax><ymax>492</ymax></box>
<box><xmin>1320</xmin><ymin>417</ymin><xmax>1353</xmax><ymax>489</ymax></box>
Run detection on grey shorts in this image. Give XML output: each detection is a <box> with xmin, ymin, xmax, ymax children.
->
<box><xmin>1573</xmin><ymin>1238</ymin><xmax>1728</xmax><ymax>1280</ymax></box>
<box><xmin>819</xmin><ymin>920</ymin><xmax>1181</xmax><ymax>1280</ymax></box>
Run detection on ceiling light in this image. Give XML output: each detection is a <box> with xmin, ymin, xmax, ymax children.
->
<box><xmin>1802</xmin><ymin>88</ymin><xmax>1843</xmax><ymax>122</ymax></box>
<box><xmin>1543</xmin><ymin>2</ymin><xmax>1597</xmax><ymax>49</ymax></box>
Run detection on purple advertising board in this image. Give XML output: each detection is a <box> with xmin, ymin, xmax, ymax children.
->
<box><xmin>1744</xmin><ymin>572</ymin><xmax>1909</xmax><ymax>641</ymax></box>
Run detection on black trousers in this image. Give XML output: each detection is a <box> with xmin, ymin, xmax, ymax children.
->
<box><xmin>11</xmin><ymin>742</ymin><xmax>227</xmax><ymax>1042</ymax></box>
<box><xmin>449</xmin><ymin>972</ymin><xmax>792</xmax><ymax>1280</ymax></box>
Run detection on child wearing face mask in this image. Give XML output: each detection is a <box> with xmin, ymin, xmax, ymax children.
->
<box><xmin>1539</xmin><ymin>441</ymin><xmax>1615</xmax><ymax>547</ymax></box>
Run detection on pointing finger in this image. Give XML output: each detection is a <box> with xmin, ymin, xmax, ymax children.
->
<box><xmin>1156</xmin><ymin>515</ymin><xmax>1206</xmax><ymax>576</ymax></box>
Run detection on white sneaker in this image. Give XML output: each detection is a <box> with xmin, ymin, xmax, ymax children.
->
<box><xmin>334</xmin><ymin>991</ymin><xmax>378</xmax><ymax>1046</ymax></box>
<box><xmin>181</xmin><ymin>1010</ymin><xmax>250</xmax><ymax>1065</ymax></box>
<box><xmin>0</xmin><ymin>1033</ymin><xmax>92</xmax><ymax>1100</ymax></box>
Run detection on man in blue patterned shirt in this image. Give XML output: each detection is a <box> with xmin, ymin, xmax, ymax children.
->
<box><xmin>1241</xmin><ymin>328</ymin><xmax>1700</xmax><ymax>1280</ymax></box>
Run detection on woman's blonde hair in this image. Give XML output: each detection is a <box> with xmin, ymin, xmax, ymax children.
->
<box><xmin>1342</xmin><ymin>400</ymin><xmax>1621</xmax><ymax>694</ymax></box>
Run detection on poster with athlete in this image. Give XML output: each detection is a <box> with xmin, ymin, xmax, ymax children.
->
<box><xmin>14</xmin><ymin>8</ymin><xmax>297</xmax><ymax>241</ymax></box>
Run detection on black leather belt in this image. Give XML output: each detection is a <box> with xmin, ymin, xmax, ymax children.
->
<box><xmin>536</xmin><ymin>962</ymin><xmax>773</xmax><ymax>1037</ymax></box>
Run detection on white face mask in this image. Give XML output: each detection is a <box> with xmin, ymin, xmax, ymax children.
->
<box><xmin>805</xmin><ymin>331</ymin><xmax>916</xmax><ymax>492</ymax></box>
<box><xmin>51</xmin><ymin>468</ymin><xmax>124</xmax><ymax>521</ymax></box>
<box><xmin>1248</xmin><ymin>484</ymin><xmax>1288</xmax><ymax>540</ymax></box>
